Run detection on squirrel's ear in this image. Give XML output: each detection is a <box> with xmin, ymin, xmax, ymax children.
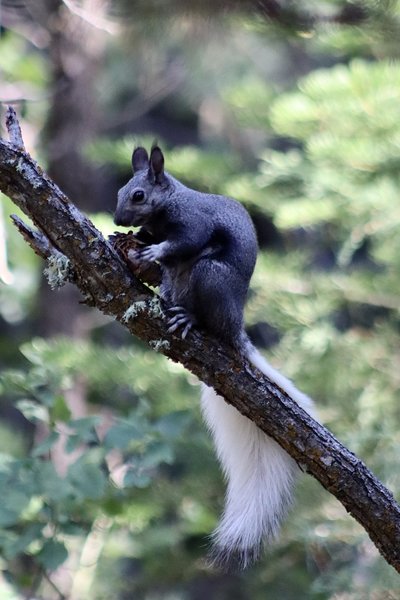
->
<box><xmin>132</xmin><ymin>147</ymin><xmax>149</xmax><ymax>173</ymax></box>
<box><xmin>149</xmin><ymin>145</ymin><xmax>165</xmax><ymax>184</ymax></box>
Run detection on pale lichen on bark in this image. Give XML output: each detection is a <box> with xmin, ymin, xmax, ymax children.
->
<box><xmin>44</xmin><ymin>253</ymin><xmax>72</xmax><ymax>289</ymax></box>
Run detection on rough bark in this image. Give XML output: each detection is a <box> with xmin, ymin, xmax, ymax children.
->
<box><xmin>1</xmin><ymin>120</ymin><xmax>400</xmax><ymax>575</ymax></box>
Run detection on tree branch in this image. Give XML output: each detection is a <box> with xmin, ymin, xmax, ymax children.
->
<box><xmin>1</xmin><ymin>115</ymin><xmax>400</xmax><ymax>574</ymax></box>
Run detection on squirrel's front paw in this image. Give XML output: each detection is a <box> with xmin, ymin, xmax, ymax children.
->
<box><xmin>167</xmin><ymin>306</ymin><xmax>196</xmax><ymax>339</ymax></box>
<box><xmin>135</xmin><ymin>241</ymin><xmax>167</xmax><ymax>263</ymax></box>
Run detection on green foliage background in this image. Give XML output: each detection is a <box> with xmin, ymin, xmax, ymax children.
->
<box><xmin>1</xmin><ymin>2</ymin><xmax>400</xmax><ymax>598</ymax></box>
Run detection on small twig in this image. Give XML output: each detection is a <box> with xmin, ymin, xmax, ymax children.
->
<box><xmin>11</xmin><ymin>214</ymin><xmax>53</xmax><ymax>260</ymax></box>
<box><xmin>42</xmin><ymin>571</ymin><xmax>67</xmax><ymax>600</ymax></box>
<box><xmin>11</xmin><ymin>215</ymin><xmax>76</xmax><ymax>290</ymax></box>
<box><xmin>6</xmin><ymin>105</ymin><xmax>25</xmax><ymax>150</ymax></box>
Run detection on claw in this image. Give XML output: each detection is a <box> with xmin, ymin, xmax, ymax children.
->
<box><xmin>168</xmin><ymin>306</ymin><xmax>186</xmax><ymax>313</ymax></box>
<box><xmin>167</xmin><ymin>306</ymin><xmax>195</xmax><ymax>339</ymax></box>
<box><xmin>181</xmin><ymin>321</ymin><xmax>193</xmax><ymax>339</ymax></box>
<box><xmin>167</xmin><ymin>319</ymin><xmax>188</xmax><ymax>334</ymax></box>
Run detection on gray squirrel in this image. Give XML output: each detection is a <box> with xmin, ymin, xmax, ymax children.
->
<box><xmin>114</xmin><ymin>145</ymin><xmax>315</xmax><ymax>570</ymax></box>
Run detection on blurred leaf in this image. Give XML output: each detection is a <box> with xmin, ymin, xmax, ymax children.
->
<box><xmin>103</xmin><ymin>419</ymin><xmax>147</xmax><ymax>450</ymax></box>
<box><xmin>140</xmin><ymin>440</ymin><xmax>174</xmax><ymax>468</ymax></box>
<box><xmin>155</xmin><ymin>410</ymin><xmax>191</xmax><ymax>439</ymax></box>
<box><xmin>68</xmin><ymin>458</ymin><xmax>106</xmax><ymax>500</ymax></box>
<box><xmin>31</xmin><ymin>431</ymin><xmax>60</xmax><ymax>457</ymax></box>
<box><xmin>51</xmin><ymin>396</ymin><xmax>71</xmax><ymax>422</ymax></box>
<box><xmin>2</xmin><ymin>523</ymin><xmax>44</xmax><ymax>560</ymax></box>
<box><xmin>35</xmin><ymin>462</ymin><xmax>71</xmax><ymax>503</ymax></box>
<box><xmin>66</xmin><ymin>416</ymin><xmax>100</xmax><ymax>446</ymax></box>
<box><xmin>123</xmin><ymin>469</ymin><xmax>152</xmax><ymax>489</ymax></box>
<box><xmin>15</xmin><ymin>399</ymin><xmax>49</xmax><ymax>424</ymax></box>
<box><xmin>0</xmin><ymin>489</ymin><xmax>31</xmax><ymax>527</ymax></box>
<box><xmin>37</xmin><ymin>539</ymin><xmax>68</xmax><ymax>571</ymax></box>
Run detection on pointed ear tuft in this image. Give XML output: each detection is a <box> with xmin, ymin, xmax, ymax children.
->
<box><xmin>149</xmin><ymin>145</ymin><xmax>165</xmax><ymax>183</ymax></box>
<box><xmin>132</xmin><ymin>147</ymin><xmax>149</xmax><ymax>173</ymax></box>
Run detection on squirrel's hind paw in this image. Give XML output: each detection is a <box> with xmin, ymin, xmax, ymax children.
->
<box><xmin>167</xmin><ymin>306</ymin><xmax>196</xmax><ymax>339</ymax></box>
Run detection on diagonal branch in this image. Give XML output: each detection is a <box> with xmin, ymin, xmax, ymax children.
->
<box><xmin>1</xmin><ymin>115</ymin><xmax>400</xmax><ymax>574</ymax></box>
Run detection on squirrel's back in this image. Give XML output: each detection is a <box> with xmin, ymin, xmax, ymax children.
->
<box><xmin>166</xmin><ymin>181</ymin><xmax>258</xmax><ymax>275</ymax></box>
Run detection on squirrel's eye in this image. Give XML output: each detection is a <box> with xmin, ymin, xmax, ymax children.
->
<box><xmin>132</xmin><ymin>190</ymin><xmax>145</xmax><ymax>202</ymax></box>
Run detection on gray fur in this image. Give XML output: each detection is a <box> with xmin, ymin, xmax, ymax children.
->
<box><xmin>114</xmin><ymin>145</ymin><xmax>258</xmax><ymax>345</ymax></box>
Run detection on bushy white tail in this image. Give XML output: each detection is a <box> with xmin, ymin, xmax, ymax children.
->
<box><xmin>201</xmin><ymin>344</ymin><xmax>315</xmax><ymax>570</ymax></box>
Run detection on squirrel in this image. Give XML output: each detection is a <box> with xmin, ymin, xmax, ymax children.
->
<box><xmin>114</xmin><ymin>145</ymin><xmax>315</xmax><ymax>570</ymax></box>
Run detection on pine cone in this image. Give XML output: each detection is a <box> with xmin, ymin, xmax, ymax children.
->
<box><xmin>109</xmin><ymin>231</ymin><xmax>162</xmax><ymax>287</ymax></box>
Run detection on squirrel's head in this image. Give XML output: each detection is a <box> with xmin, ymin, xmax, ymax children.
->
<box><xmin>114</xmin><ymin>145</ymin><xmax>170</xmax><ymax>227</ymax></box>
